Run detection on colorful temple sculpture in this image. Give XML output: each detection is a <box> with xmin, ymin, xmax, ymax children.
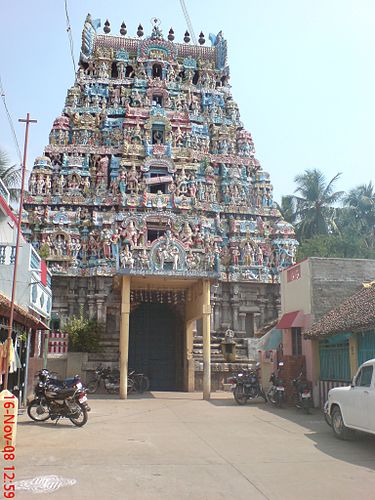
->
<box><xmin>23</xmin><ymin>15</ymin><xmax>298</xmax><ymax>397</ymax></box>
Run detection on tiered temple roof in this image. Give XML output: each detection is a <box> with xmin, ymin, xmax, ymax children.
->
<box><xmin>23</xmin><ymin>15</ymin><xmax>298</xmax><ymax>282</ymax></box>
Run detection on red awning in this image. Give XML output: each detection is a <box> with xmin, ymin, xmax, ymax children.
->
<box><xmin>35</xmin><ymin>319</ymin><xmax>50</xmax><ymax>331</ymax></box>
<box><xmin>276</xmin><ymin>310</ymin><xmax>306</xmax><ymax>329</ymax></box>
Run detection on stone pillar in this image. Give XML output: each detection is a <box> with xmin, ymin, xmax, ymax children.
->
<box><xmin>119</xmin><ymin>276</ymin><xmax>130</xmax><ymax>399</ymax></box>
<box><xmin>210</xmin><ymin>303</ymin><xmax>215</xmax><ymax>331</ymax></box>
<box><xmin>214</xmin><ymin>299</ymin><xmax>221</xmax><ymax>332</ymax></box>
<box><xmin>239</xmin><ymin>312</ymin><xmax>246</xmax><ymax>333</ymax></box>
<box><xmin>78</xmin><ymin>297</ymin><xmax>85</xmax><ymax>313</ymax></box>
<box><xmin>67</xmin><ymin>290</ymin><xmax>76</xmax><ymax>316</ymax></box>
<box><xmin>185</xmin><ymin>319</ymin><xmax>195</xmax><ymax>391</ymax></box>
<box><xmin>96</xmin><ymin>295</ymin><xmax>106</xmax><ymax>323</ymax></box>
<box><xmin>87</xmin><ymin>295</ymin><xmax>96</xmax><ymax>320</ymax></box>
<box><xmin>221</xmin><ymin>301</ymin><xmax>231</xmax><ymax>329</ymax></box>
<box><xmin>202</xmin><ymin>280</ymin><xmax>211</xmax><ymax>400</ymax></box>
<box><xmin>231</xmin><ymin>302</ymin><xmax>239</xmax><ymax>331</ymax></box>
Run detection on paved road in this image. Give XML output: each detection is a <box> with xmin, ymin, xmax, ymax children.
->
<box><xmin>13</xmin><ymin>392</ymin><xmax>375</xmax><ymax>499</ymax></box>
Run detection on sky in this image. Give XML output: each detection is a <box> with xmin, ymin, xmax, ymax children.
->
<box><xmin>0</xmin><ymin>0</ymin><xmax>374</xmax><ymax>203</ymax></box>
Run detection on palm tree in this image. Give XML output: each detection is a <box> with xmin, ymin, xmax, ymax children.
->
<box><xmin>344</xmin><ymin>182</ymin><xmax>375</xmax><ymax>246</ymax></box>
<box><xmin>276</xmin><ymin>195</ymin><xmax>298</xmax><ymax>225</ymax></box>
<box><xmin>0</xmin><ymin>150</ymin><xmax>20</xmax><ymax>201</ymax></box>
<box><xmin>291</xmin><ymin>169</ymin><xmax>344</xmax><ymax>240</ymax></box>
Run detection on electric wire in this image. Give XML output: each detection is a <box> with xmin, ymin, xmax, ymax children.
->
<box><xmin>0</xmin><ymin>75</ymin><xmax>23</xmax><ymax>165</ymax></box>
<box><xmin>64</xmin><ymin>0</ymin><xmax>76</xmax><ymax>74</ymax></box>
<box><xmin>179</xmin><ymin>0</ymin><xmax>197</xmax><ymax>44</ymax></box>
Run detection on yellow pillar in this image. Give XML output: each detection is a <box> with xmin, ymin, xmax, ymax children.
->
<box><xmin>349</xmin><ymin>334</ymin><xmax>358</xmax><ymax>378</ymax></box>
<box><xmin>119</xmin><ymin>276</ymin><xmax>131</xmax><ymax>399</ymax></box>
<box><xmin>202</xmin><ymin>280</ymin><xmax>211</xmax><ymax>400</ymax></box>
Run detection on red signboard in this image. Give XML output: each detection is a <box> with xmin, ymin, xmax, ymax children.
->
<box><xmin>287</xmin><ymin>265</ymin><xmax>301</xmax><ymax>282</ymax></box>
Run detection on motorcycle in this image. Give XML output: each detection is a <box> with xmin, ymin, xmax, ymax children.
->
<box><xmin>292</xmin><ymin>371</ymin><xmax>313</xmax><ymax>414</ymax></box>
<box><xmin>87</xmin><ymin>366</ymin><xmax>149</xmax><ymax>394</ymax></box>
<box><xmin>229</xmin><ymin>364</ymin><xmax>267</xmax><ymax>405</ymax></box>
<box><xmin>27</xmin><ymin>369</ymin><xmax>89</xmax><ymax>427</ymax></box>
<box><xmin>267</xmin><ymin>362</ymin><xmax>286</xmax><ymax>407</ymax></box>
<box><xmin>87</xmin><ymin>365</ymin><xmax>122</xmax><ymax>394</ymax></box>
<box><xmin>128</xmin><ymin>370</ymin><xmax>150</xmax><ymax>393</ymax></box>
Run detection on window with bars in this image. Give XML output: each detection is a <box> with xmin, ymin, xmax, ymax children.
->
<box><xmin>292</xmin><ymin>327</ymin><xmax>302</xmax><ymax>356</ymax></box>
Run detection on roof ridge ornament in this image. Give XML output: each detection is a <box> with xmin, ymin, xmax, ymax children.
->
<box><xmin>150</xmin><ymin>17</ymin><xmax>163</xmax><ymax>40</ymax></box>
<box><xmin>363</xmin><ymin>279</ymin><xmax>375</xmax><ymax>288</ymax></box>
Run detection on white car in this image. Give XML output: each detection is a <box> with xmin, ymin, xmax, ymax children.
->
<box><xmin>325</xmin><ymin>358</ymin><xmax>375</xmax><ymax>439</ymax></box>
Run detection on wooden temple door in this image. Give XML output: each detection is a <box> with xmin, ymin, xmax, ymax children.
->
<box><xmin>129</xmin><ymin>303</ymin><xmax>183</xmax><ymax>390</ymax></box>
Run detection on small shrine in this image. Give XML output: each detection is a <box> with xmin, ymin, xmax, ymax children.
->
<box><xmin>24</xmin><ymin>15</ymin><xmax>298</xmax><ymax>397</ymax></box>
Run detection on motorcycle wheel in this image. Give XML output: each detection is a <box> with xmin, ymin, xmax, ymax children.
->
<box><xmin>127</xmin><ymin>377</ymin><xmax>136</xmax><ymax>393</ymax></box>
<box><xmin>234</xmin><ymin>386</ymin><xmax>248</xmax><ymax>405</ymax></box>
<box><xmin>139</xmin><ymin>375</ymin><xmax>150</xmax><ymax>393</ymax></box>
<box><xmin>302</xmin><ymin>400</ymin><xmax>311</xmax><ymax>414</ymax></box>
<box><xmin>105</xmin><ymin>383</ymin><xmax>119</xmax><ymax>394</ymax></box>
<box><xmin>248</xmin><ymin>387</ymin><xmax>258</xmax><ymax>400</ymax></box>
<box><xmin>275</xmin><ymin>392</ymin><xmax>284</xmax><ymax>408</ymax></box>
<box><xmin>86</xmin><ymin>380</ymin><xmax>98</xmax><ymax>394</ymax></box>
<box><xmin>266</xmin><ymin>390</ymin><xmax>276</xmax><ymax>405</ymax></box>
<box><xmin>27</xmin><ymin>399</ymin><xmax>50</xmax><ymax>422</ymax></box>
<box><xmin>69</xmin><ymin>404</ymin><xmax>88</xmax><ymax>427</ymax></box>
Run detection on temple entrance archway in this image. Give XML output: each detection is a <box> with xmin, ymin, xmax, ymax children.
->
<box><xmin>129</xmin><ymin>303</ymin><xmax>184</xmax><ymax>390</ymax></box>
<box><xmin>118</xmin><ymin>276</ymin><xmax>211</xmax><ymax>400</ymax></box>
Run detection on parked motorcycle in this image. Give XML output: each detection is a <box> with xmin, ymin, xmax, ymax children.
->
<box><xmin>267</xmin><ymin>362</ymin><xmax>286</xmax><ymax>407</ymax></box>
<box><xmin>87</xmin><ymin>365</ymin><xmax>149</xmax><ymax>394</ymax></box>
<box><xmin>87</xmin><ymin>365</ymin><xmax>122</xmax><ymax>394</ymax></box>
<box><xmin>27</xmin><ymin>369</ymin><xmax>89</xmax><ymax>427</ymax></box>
<box><xmin>292</xmin><ymin>371</ymin><xmax>313</xmax><ymax>414</ymax></box>
<box><xmin>129</xmin><ymin>369</ymin><xmax>150</xmax><ymax>393</ymax></box>
<box><xmin>230</xmin><ymin>364</ymin><xmax>267</xmax><ymax>405</ymax></box>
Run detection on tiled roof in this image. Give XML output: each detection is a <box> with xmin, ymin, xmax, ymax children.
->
<box><xmin>304</xmin><ymin>282</ymin><xmax>375</xmax><ymax>338</ymax></box>
<box><xmin>0</xmin><ymin>292</ymin><xmax>42</xmax><ymax>329</ymax></box>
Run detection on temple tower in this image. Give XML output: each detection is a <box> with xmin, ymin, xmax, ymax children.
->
<box><xmin>24</xmin><ymin>16</ymin><xmax>298</xmax><ymax>395</ymax></box>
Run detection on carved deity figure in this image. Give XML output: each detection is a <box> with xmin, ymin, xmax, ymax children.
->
<box><xmin>179</xmin><ymin>222</ymin><xmax>193</xmax><ymax>246</ymax></box>
<box><xmin>126</xmin><ymin>165</ymin><xmax>139</xmax><ymax>193</ymax></box>
<box><xmin>120</xmin><ymin>245</ymin><xmax>134</xmax><ymax>269</ymax></box>
<box><xmin>111</xmin><ymin>229</ymin><xmax>120</xmax><ymax>259</ymax></box>
<box><xmin>122</xmin><ymin>220</ymin><xmax>138</xmax><ymax>247</ymax></box>
<box><xmin>139</xmin><ymin>249</ymin><xmax>150</xmax><ymax>269</ymax></box>
<box><xmin>243</xmin><ymin>242</ymin><xmax>254</xmax><ymax>266</ymax></box>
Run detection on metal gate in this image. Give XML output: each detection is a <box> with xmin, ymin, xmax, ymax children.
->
<box><xmin>357</xmin><ymin>330</ymin><xmax>375</xmax><ymax>366</ymax></box>
<box><xmin>319</xmin><ymin>333</ymin><xmax>351</xmax><ymax>382</ymax></box>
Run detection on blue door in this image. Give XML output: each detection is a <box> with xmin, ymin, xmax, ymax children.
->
<box><xmin>357</xmin><ymin>331</ymin><xmax>375</xmax><ymax>366</ymax></box>
<box><xmin>319</xmin><ymin>334</ymin><xmax>351</xmax><ymax>382</ymax></box>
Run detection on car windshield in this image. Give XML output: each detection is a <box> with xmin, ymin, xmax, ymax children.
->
<box><xmin>355</xmin><ymin>365</ymin><xmax>373</xmax><ymax>387</ymax></box>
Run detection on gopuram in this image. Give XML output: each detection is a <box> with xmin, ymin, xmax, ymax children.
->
<box><xmin>24</xmin><ymin>15</ymin><xmax>298</xmax><ymax>398</ymax></box>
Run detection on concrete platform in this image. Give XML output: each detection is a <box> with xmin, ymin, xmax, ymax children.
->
<box><xmin>13</xmin><ymin>392</ymin><xmax>375</xmax><ymax>499</ymax></box>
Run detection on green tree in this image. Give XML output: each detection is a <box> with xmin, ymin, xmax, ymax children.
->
<box><xmin>0</xmin><ymin>150</ymin><xmax>20</xmax><ymax>201</ymax></box>
<box><xmin>343</xmin><ymin>181</ymin><xmax>375</xmax><ymax>248</ymax></box>
<box><xmin>276</xmin><ymin>195</ymin><xmax>297</xmax><ymax>226</ymax></box>
<box><xmin>297</xmin><ymin>234</ymin><xmax>375</xmax><ymax>261</ymax></box>
<box><xmin>291</xmin><ymin>169</ymin><xmax>344</xmax><ymax>240</ymax></box>
<box><xmin>64</xmin><ymin>309</ymin><xmax>102</xmax><ymax>353</ymax></box>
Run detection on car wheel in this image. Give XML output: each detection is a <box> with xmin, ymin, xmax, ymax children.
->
<box><xmin>331</xmin><ymin>406</ymin><xmax>353</xmax><ymax>440</ymax></box>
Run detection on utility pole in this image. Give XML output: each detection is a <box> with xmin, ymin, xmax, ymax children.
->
<box><xmin>4</xmin><ymin>113</ymin><xmax>37</xmax><ymax>390</ymax></box>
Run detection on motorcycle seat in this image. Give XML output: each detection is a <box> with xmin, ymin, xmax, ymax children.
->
<box><xmin>46</xmin><ymin>386</ymin><xmax>76</xmax><ymax>399</ymax></box>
